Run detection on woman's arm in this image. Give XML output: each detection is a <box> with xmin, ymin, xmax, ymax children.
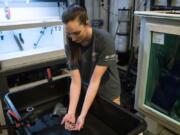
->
<box><xmin>61</xmin><ymin>69</ymin><xmax>81</xmax><ymax>130</ymax></box>
<box><xmin>68</xmin><ymin>69</ymin><xmax>81</xmax><ymax>115</ymax></box>
<box><xmin>75</xmin><ymin>65</ymin><xmax>108</xmax><ymax>130</ymax></box>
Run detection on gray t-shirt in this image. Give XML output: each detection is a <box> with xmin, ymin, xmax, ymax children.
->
<box><xmin>65</xmin><ymin>28</ymin><xmax>121</xmax><ymax>100</ymax></box>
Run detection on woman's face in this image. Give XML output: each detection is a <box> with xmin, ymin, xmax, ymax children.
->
<box><xmin>64</xmin><ymin>19</ymin><xmax>87</xmax><ymax>44</ymax></box>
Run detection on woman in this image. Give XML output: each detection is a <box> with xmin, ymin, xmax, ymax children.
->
<box><xmin>61</xmin><ymin>3</ymin><xmax>121</xmax><ymax>131</ymax></box>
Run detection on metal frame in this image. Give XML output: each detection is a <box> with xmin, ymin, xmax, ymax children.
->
<box><xmin>135</xmin><ymin>11</ymin><xmax>180</xmax><ymax>134</ymax></box>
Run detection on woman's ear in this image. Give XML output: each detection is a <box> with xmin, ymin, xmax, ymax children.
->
<box><xmin>86</xmin><ymin>20</ymin><xmax>90</xmax><ymax>25</ymax></box>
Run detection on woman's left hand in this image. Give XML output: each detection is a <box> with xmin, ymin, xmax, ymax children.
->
<box><xmin>75</xmin><ymin>115</ymin><xmax>85</xmax><ymax>131</ymax></box>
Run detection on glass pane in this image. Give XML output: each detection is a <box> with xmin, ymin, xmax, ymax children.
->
<box><xmin>145</xmin><ymin>31</ymin><xmax>180</xmax><ymax>122</ymax></box>
<box><xmin>0</xmin><ymin>25</ymin><xmax>64</xmax><ymax>61</ymax></box>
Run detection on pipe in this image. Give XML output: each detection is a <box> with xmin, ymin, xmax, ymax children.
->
<box><xmin>129</xmin><ymin>0</ymin><xmax>136</xmax><ymax>50</ymax></box>
<box><xmin>107</xmin><ymin>0</ymin><xmax>110</xmax><ymax>32</ymax></box>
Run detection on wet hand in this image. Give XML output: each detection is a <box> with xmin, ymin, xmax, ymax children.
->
<box><xmin>65</xmin><ymin>120</ymin><xmax>76</xmax><ymax>130</ymax></box>
<box><xmin>61</xmin><ymin>113</ymin><xmax>76</xmax><ymax>130</ymax></box>
<box><xmin>75</xmin><ymin>115</ymin><xmax>85</xmax><ymax>131</ymax></box>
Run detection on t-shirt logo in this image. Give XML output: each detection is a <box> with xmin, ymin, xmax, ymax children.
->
<box><xmin>92</xmin><ymin>52</ymin><xmax>97</xmax><ymax>62</ymax></box>
<box><xmin>104</xmin><ymin>54</ymin><xmax>116</xmax><ymax>61</ymax></box>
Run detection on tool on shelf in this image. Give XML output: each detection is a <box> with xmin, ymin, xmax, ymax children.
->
<box><xmin>34</xmin><ymin>27</ymin><xmax>47</xmax><ymax>49</ymax></box>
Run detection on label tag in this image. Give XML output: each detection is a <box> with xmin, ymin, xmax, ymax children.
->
<box><xmin>152</xmin><ymin>32</ymin><xmax>164</xmax><ymax>45</ymax></box>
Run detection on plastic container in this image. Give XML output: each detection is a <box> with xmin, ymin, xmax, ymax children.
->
<box><xmin>4</xmin><ymin>76</ymin><xmax>146</xmax><ymax>135</ymax></box>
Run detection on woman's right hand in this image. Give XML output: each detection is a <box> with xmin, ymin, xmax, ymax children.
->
<box><xmin>61</xmin><ymin>113</ymin><xmax>76</xmax><ymax>130</ymax></box>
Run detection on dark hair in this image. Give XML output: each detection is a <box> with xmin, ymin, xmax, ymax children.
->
<box><xmin>62</xmin><ymin>3</ymin><xmax>88</xmax><ymax>25</ymax></box>
<box><xmin>67</xmin><ymin>37</ymin><xmax>81</xmax><ymax>66</ymax></box>
<box><xmin>63</xmin><ymin>4</ymin><xmax>88</xmax><ymax>65</ymax></box>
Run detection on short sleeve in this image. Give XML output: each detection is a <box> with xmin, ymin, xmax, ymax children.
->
<box><xmin>96</xmin><ymin>36</ymin><xmax>117</xmax><ymax>66</ymax></box>
<box><xmin>65</xmin><ymin>44</ymin><xmax>79</xmax><ymax>70</ymax></box>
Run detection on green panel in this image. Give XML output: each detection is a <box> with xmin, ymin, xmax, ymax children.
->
<box><xmin>145</xmin><ymin>32</ymin><xmax>180</xmax><ymax>122</ymax></box>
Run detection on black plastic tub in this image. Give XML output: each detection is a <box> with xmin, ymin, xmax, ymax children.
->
<box><xmin>4</xmin><ymin>76</ymin><xmax>146</xmax><ymax>135</ymax></box>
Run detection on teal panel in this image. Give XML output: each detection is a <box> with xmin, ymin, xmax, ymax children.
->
<box><xmin>144</xmin><ymin>32</ymin><xmax>180</xmax><ymax>122</ymax></box>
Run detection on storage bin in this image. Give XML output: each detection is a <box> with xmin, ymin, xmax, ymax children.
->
<box><xmin>4</xmin><ymin>76</ymin><xmax>146</xmax><ymax>135</ymax></box>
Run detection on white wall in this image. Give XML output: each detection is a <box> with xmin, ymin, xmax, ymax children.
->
<box><xmin>0</xmin><ymin>2</ymin><xmax>63</xmax><ymax>21</ymax></box>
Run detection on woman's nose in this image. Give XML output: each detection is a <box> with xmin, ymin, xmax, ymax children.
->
<box><xmin>71</xmin><ymin>36</ymin><xmax>77</xmax><ymax>41</ymax></box>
